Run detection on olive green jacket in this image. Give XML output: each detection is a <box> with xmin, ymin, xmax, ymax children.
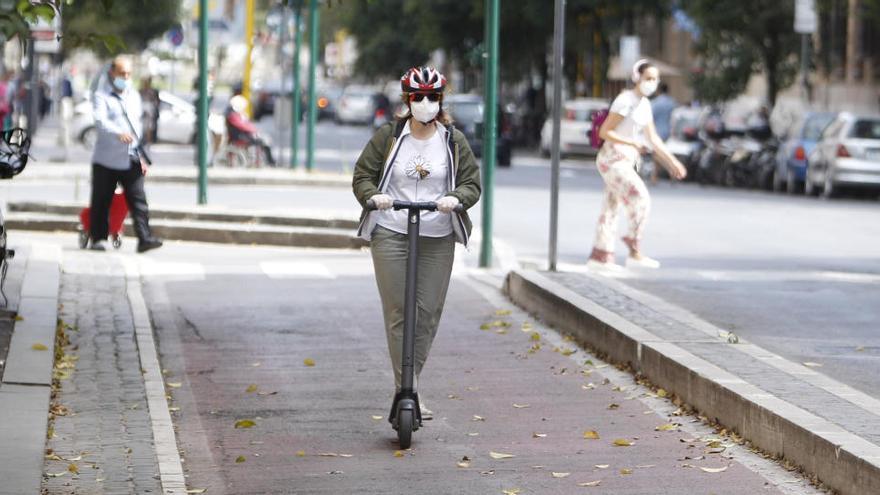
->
<box><xmin>352</xmin><ymin>119</ymin><xmax>482</xmax><ymax>246</ymax></box>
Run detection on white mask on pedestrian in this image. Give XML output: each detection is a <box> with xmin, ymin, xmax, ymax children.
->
<box><xmin>639</xmin><ymin>79</ymin><xmax>659</xmax><ymax>97</ymax></box>
<box><xmin>410</xmin><ymin>98</ymin><xmax>440</xmax><ymax>124</ymax></box>
<box><xmin>112</xmin><ymin>76</ymin><xmax>130</xmax><ymax>92</ymax></box>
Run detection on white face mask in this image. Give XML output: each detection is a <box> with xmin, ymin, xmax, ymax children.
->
<box><xmin>639</xmin><ymin>79</ymin><xmax>659</xmax><ymax>97</ymax></box>
<box><xmin>410</xmin><ymin>98</ymin><xmax>440</xmax><ymax>124</ymax></box>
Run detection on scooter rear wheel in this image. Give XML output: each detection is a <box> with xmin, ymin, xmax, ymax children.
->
<box><xmin>397</xmin><ymin>409</ymin><xmax>413</xmax><ymax>449</ymax></box>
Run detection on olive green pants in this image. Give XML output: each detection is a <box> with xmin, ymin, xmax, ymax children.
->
<box><xmin>370</xmin><ymin>225</ymin><xmax>455</xmax><ymax>391</ymax></box>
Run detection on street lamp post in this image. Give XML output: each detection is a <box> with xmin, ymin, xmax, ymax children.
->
<box><xmin>548</xmin><ymin>0</ymin><xmax>565</xmax><ymax>271</ymax></box>
<box><xmin>479</xmin><ymin>0</ymin><xmax>500</xmax><ymax>268</ymax></box>
<box><xmin>291</xmin><ymin>0</ymin><xmax>304</xmax><ymax>169</ymax></box>
<box><xmin>306</xmin><ymin>0</ymin><xmax>319</xmax><ymax>172</ymax></box>
<box><xmin>197</xmin><ymin>0</ymin><xmax>209</xmax><ymax>205</ymax></box>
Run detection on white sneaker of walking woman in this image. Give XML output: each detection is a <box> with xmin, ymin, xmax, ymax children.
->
<box><xmin>625</xmin><ymin>255</ymin><xmax>661</xmax><ymax>269</ymax></box>
<box><xmin>586</xmin><ymin>258</ymin><xmax>625</xmax><ymax>273</ymax></box>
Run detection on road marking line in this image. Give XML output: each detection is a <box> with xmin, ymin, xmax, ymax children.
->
<box><xmin>260</xmin><ymin>261</ymin><xmax>335</xmax><ymax>279</ymax></box>
<box><xmin>120</xmin><ymin>256</ymin><xmax>186</xmax><ymax>495</ymax></box>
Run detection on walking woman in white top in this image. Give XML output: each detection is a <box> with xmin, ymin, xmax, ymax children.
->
<box><xmin>588</xmin><ymin>60</ymin><xmax>687</xmax><ymax>271</ymax></box>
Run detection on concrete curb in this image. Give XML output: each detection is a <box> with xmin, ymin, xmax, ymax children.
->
<box><xmin>17</xmin><ymin>166</ymin><xmax>351</xmax><ymax>188</ymax></box>
<box><xmin>0</xmin><ymin>243</ymin><xmax>61</xmax><ymax>495</ymax></box>
<box><xmin>5</xmin><ymin>214</ymin><xmax>367</xmax><ymax>250</ymax></box>
<box><xmin>504</xmin><ymin>269</ymin><xmax>880</xmax><ymax>495</ymax></box>
<box><xmin>7</xmin><ymin>201</ymin><xmax>360</xmax><ymax>230</ymax></box>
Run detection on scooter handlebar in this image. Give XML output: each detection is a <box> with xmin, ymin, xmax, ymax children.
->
<box><xmin>366</xmin><ymin>199</ymin><xmax>464</xmax><ymax>213</ymax></box>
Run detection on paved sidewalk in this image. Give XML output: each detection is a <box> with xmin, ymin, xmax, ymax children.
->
<box><xmin>132</xmin><ymin>239</ymin><xmax>814</xmax><ymax>494</ymax></box>
<box><xmin>506</xmin><ymin>268</ymin><xmax>880</xmax><ymax>495</ymax></box>
<box><xmin>42</xmin><ymin>250</ymin><xmax>161</xmax><ymax>494</ymax></box>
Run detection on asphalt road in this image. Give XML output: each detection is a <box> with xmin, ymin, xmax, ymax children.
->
<box><xmin>12</xmin><ymin>120</ymin><xmax>880</xmax><ymax>401</ymax></box>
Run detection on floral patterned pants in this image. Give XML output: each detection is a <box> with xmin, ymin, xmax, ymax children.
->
<box><xmin>592</xmin><ymin>144</ymin><xmax>651</xmax><ymax>255</ymax></box>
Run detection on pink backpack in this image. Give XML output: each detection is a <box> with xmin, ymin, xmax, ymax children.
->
<box><xmin>589</xmin><ymin>108</ymin><xmax>609</xmax><ymax>149</ymax></box>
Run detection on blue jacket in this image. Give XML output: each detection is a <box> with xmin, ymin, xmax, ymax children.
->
<box><xmin>91</xmin><ymin>83</ymin><xmax>143</xmax><ymax>170</ymax></box>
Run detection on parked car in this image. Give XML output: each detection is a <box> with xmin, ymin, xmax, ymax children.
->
<box><xmin>335</xmin><ymin>86</ymin><xmax>385</xmax><ymax>125</ymax></box>
<box><xmin>664</xmin><ymin>106</ymin><xmax>703</xmax><ymax>178</ymax></box>
<box><xmin>539</xmin><ymin>98</ymin><xmax>607</xmax><ymax>157</ymax></box>
<box><xmin>74</xmin><ymin>91</ymin><xmax>200</xmax><ymax>149</ymax></box>
<box><xmin>444</xmin><ymin>93</ymin><xmax>513</xmax><ymax>167</ymax></box>
<box><xmin>252</xmin><ymin>80</ymin><xmax>341</xmax><ymax>122</ymax></box>
<box><xmin>806</xmin><ymin>113</ymin><xmax>880</xmax><ymax>197</ymax></box>
<box><xmin>772</xmin><ymin>111</ymin><xmax>837</xmax><ymax>194</ymax></box>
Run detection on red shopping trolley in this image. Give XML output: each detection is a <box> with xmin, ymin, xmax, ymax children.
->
<box><xmin>77</xmin><ymin>188</ymin><xmax>129</xmax><ymax>249</ymax></box>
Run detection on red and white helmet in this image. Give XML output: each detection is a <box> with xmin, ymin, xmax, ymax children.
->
<box><xmin>400</xmin><ymin>66</ymin><xmax>446</xmax><ymax>93</ymax></box>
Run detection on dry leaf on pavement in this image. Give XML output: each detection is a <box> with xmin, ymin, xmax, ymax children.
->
<box><xmin>167</xmin><ymin>382</ymin><xmax>182</xmax><ymax>389</ymax></box>
<box><xmin>186</xmin><ymin>489</ymin><xmax>208</xmax><ymax>494</ymax></box>
<box><xmin>578</xmin><ymin>480</ymin><xmax>602</xmax><ymax>487</ymax></box>
<box><xmin>583</xmin><ymin>430</ymin><xmax>600</xmax><ymax>440</ymax></box>
<box><xmin>533</xmin><ymin>433</ymin><xmax>547</xmax><ymax>438</ymax></box>
<box><xmin>495</xmin><ymin>309</ymin><xmax>512</xmax><ymax>316</ymax></box>
<box><xmin>296</xmin><ymin>450</ymin><xmax>306</xmax><ymax>457</ymax></box>
<box><xmin>655</xmin><ymin>423</ymin><xmax>678</xmax><ymax>431</ymax></box>
<box><xmin>551</xmin><ymin>472</ymin><xmax>571</xmax><ymax>478</ymax></box>
<box><xmin>620</xmin><ymin>468</ymin><xmax>633</xmax><ymax>475</ymax></box>
<box><xmin>234</xmin><ymin>419</ymin><xmax>256</xmax><ymax>429</ymax></box>
<box><xmin>502</xmin><ymin>489</ymin><xmax>521</xmax><ymax>495</ymax></box>
<box><xmin>457</xmin><ymin>456</ymin><xmax>471</xmax><ymax>468</ymax></box>
<box><xmin>802</xmin><ymin>362</ymin><xmax>822</xmax><ymax>368</ymax></box>
<box><xmin>235</xmin><ymin>455</ymin><xmax>246</xmax><ymax>463</ymax></box>
<box><xmin>371</xmin><ymin>415</ymin><xmax>383</xmax><ymax>420</ymax></box>
<box><xmin>303</xmin><ymin>358</ymin><xmax>316</xmax><ymax>367</ymax></box>
<box><xmin>472</xmin><ymin>415</ymin><xmax>485</xmax><ymax>421</ymax></box>
<box><xmin>594</xmin><ymin>464</ymin><xmax>609</xmax><ymax>469</ymax></box>
<box><xmin>700</xmin><ymin>466</ymin><xmax>729</xmax><ymax>473</ymax></box>
<box><xmin>656</xmin><ymin>388</ymin><xmax>668</xmax><ymax>398</ymax></box>
<box><xmin>393</xmin><ymin>451</ymin><xmax>404</xmax><ymax>458</ymax></box>
<box><xmin>613</xmin><ymin>439</ymin><xmax>634</xmax><ymax>447</ymax></box>
<box><xmin>489</xmin><ymin>451</ymin><xmax>516</xmax><ymax>460</ymax></box>
<box><xmin>512</xmin><ymin>403</ymin><xmax>530</xmax><ymax>409</ymax></box>
<box><xmin>31</xmin><ymin>343</ymin><xmax>48</xmax><ymax>351</ymax></box>
<box><xmin>521</xmin><ymin>322</ymin><xmax>533</xmax><ymax>331</ymax></box>
<box><xmin>530</xmin><ymin>332</ymin><xmax>541</xmax><ymax>341</ymax></box>
<box><xmin>246</xmin><ymin>384</ymin><xmax>258</xmax><ymax>393</ymax></box>
<box><xmin>67</xmin><ymin>463</ymin><xmax>79</xmax><ymax>474</ymax></box>
<box><xmin>607</xmin><ymin>403</ymin><xmax>620</xmax><ymax>410</ymax></box>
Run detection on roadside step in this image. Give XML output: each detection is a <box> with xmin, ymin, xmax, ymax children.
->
<box><xmin>4</xmin><ymin>201</ymin><xmax>366</xmax><ymax>250</ymax></box>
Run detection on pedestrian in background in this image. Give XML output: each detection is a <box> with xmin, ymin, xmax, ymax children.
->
<box><xmin>89</xmin><ymin>55</ymin><xmax>162</xmax><ymax>253</ymax></box>
<box><xmin>588</xmin><ymin>60</ymin><xmax>687</xmax><ymax>272</ymax></box>
<box><xmin>352</xmin><ymin>66</ymin><xmax>481</xmax><ymax>419</ymax></box>
<box><xmin>649</xmin><ymin>82</ymin><xmax>677</xmax><ymax>184</ymax></box>
<box><xmin>139</xmin><ymin>76</ymin><xmax>160</xmax><ymax>143</ymax></box>
<box><xmin>0</xmin><ymin>71</ymin><xmax>11</xmax><ymax>129</ymax></box>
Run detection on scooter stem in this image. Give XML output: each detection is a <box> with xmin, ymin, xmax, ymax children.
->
<box><xmin>400</xmin><ymin>207</ymin><xmax>420</xmax><ymax>393</ymax></box>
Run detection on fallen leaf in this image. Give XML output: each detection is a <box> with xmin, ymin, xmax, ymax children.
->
<box><xmin>521</xmin><ymin>322</ymin><xmax>534</xmax><ymax>331</ymax></box>
<box><xmin>560</xmin><ymin>348</ymin><xmax>577</xmax><ymax>356</ymax></box>
<box><xmin>235</xmin><ymin>455</ymin><xmax>246</xmax><ymax>463</ymax></box>
<box><xmin>257</xmin><ymin>391</ymin><xmax>278</xmax><ymax>396</ymax></box>
<box><xmin>594</xmin><ymin>464</ymin><xmax>609</xmax><ymax>469</ymax></box>
<box><xmin>551</xmin><ymin>472</ymin><xmax>571</xmax><ymax>478</ymax></box>
<box><xmin>803</xmin><ymin>362</ymin><xmax>822</xmax><ymax>368</ymax></box>
<box><xmin>234</xmin><ymin>419</ymin><xmax>256</xmax><ymax>429</ymax></box>
<box><xmin>296</xmin><ymin>450</ymin><xmax>306</xmax><ymax>457</ymax></box>
<box><xmin>620</xmin><ymin>468</ymin><xmax>633</xmax><ymax>475</ymax></box>
<box><xmin>186</xmin><ymin>489</ymin><xmax>208</xmax><ymax>494</ymax></box>
<box><xmin>467</xmin><ymin>432</ymin><xmax>479</xmax><ymax>437</ymax></box>
<box><xmin>340</xmin><ymin>454</ymin><xmax>353</xmax><ymax>458</ymax></box>
<box><xmin>46</xmin><ymin>471</ymin><xmax>68</xmax><ymax>478</ymax></box>
<box><xmin>480</xmin><ymin>469</ymin><xmax>495</xmax><ymax>475</ymax></box>
<box><xmin>582</xmin><ymin>383</ymin><xmax>596</xmax><ymax>390</ymax></box>
<box><xmin>655</xmin><ymin>423</ymin><xmax>677</xmax><ymax>431</ymax></box>
<box><xmin>578</xmin><ymin>480</ymin><xmax>602</xmax><ymax>487</ymax></box>
<box><xmin>495</xmin><ymin>309</ymin><xmax>512</xmax><ymax>316</ymax></box>
<box><xmin>327</xmin><ymin>470</ymin><xmax>344</xmax><ymax>475</ymax></box>
<box><xmin>594</xmin><ymin>364</ymin><xmax>608</xmax><ymax>369</ymax></box>
<box><xmin>489</xmin><ymin>451</ymin><xmax>516</xmax><ymax>460</ymax></box>
<box><xmin>583</xmin><ymin>430</ymin><xmax>600</xmax><ymax>440</ymax></box>
<box><xmin>245</xmin><ymin>384</ymin><xmax>258</xmax><ymax>393</ymax></box>
<box><xmin>480</xmin><ymin>323</ymin><xmax>491</xmax><ymax>330</ymax></box>
<box><xmin>613</xmin><ymin>439</ymin><xmax>634</xmax><ymax>447</ymax></box>
<box><xmin>393</xmin><ymin>450</ymin><xmax>404</xmax><ymax>458</ymax></box>
<box><xmin>607</xmin><ymin>403</ymin><xmax>620</xmax><ymax>410</ymax></box>
<box><xmin>318</xmin><ymin>453</ymin><xmax>340</xmax><ymax>457</ymax></box>
<box><xmin>64</xmin><ymin>455</ymin><xmax>82</xmax><ymax>462</ymax></box>
<box><xmin>530</xmin><ymin>332</ymin><xmax>541</xmax><ymax>341</ymax></box>
<box><xmin>167</xmin><ymin>382</ymin><xmax>182</xmax><ymax>389</ymax></box>
<box><xmin>251</xmin><ymin>362</ymin><xmax>261</xmax><ymax>367</ymax></box>
<box><xmin>303</xmin><ymin>358</ymin><xmax>316</xmax><ymax>367</ymax></box>
<box><xmin>513</xmin><ymin>403</ymin><xmax>530</xmax><ymax>409</ymax></box>
<box><xmin>168</xmin><ymin>407</ymin><xmax>181</xmax><ymax>412</ymax></box>
<box><xmin>371</xmin><ymin>415</ymin><xmax>383</xmax><ymax>421</ymax></box>
<box><xmin>501</xmin><ymin>489</ymin><xmax>521</xmax><ymax>495</ymax></box>
<box><xmin>457</xmin><ymin>456</ymin><xmax>471</xmax><ymax>468</ymax></box>
<box><xmin>699</xmin><ymin>466</ymin><xmax>729</xmax><ymax>473</ymax></box>
<box><xmin>855</xmin><ymin>346</ymin><xmax>865</xmax><ymax>352</ymax></box>
<box><xmin>448</xmin><ymin>394</ymin><xmax>461</xmax><ymax>400</ymax></box>
<box><xmin>472</xmin><ymin>415</ymin><xmax>485</xmax><ymax>422</ymax></box>
<box><xmin>31</xmin><ymin>343</ymin><xmax>48</xmax><ymax>351</ymax></box>
<box><xmin>656</xmin><ymin>389</ymin><xmax>668</xmax><ymax>398</ymax></box>
<box><xmin>533</xmin><ymin>433</ymin><xmax>547</xmax><ymax>438</ymax></box>
<box><xmin>68</xmin><ymin>463</ymin><xmax>79</xmax><ymax>474</ymax></box>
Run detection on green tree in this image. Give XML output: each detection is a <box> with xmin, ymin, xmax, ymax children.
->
<box><xmin>681</xmin><ymin>0</ymin><xmax>800</xmax><ymax>105</ymax></box>
<box><xmin>62</xmin><ymin>0</ymin><xmax>180</xmax><ymax>55</ymax></box>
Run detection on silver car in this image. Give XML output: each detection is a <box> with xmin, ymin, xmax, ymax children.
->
<box><xmin>806</xmin><ymin>113</ymin><xmax>880</xmax><ymax>198</ymax></box>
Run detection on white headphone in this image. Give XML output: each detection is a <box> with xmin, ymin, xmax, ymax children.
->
<box><xmin>631</xmin><ymin>58</ymin><xmax>650</xmax><ymax>83</ymax></box>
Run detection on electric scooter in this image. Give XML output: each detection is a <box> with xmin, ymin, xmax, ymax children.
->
<box><xmin>366</xmin><ymin>198</ymin><xmax>463</xmax><ymax>449</ymax></box>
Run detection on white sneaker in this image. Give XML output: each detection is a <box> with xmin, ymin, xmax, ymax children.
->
<box><xmin>587</xmin><ymin>259</ymin><xmax>625</xmax><ymax>273</ymax></box>
<box><xmin>419</xmin><ymin>402</ymin><xmax>433</xmax><ymax>421</ymax></box>
<box><xmin>626</xmin><ymin>256</ymin><xmax>661</xmax><ymax>269</ymax></box>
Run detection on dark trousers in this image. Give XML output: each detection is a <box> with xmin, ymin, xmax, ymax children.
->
<box><xmin>90</xmin><ymin>161</ymin><xmax>153</xmax><ymax>242</ymax></box>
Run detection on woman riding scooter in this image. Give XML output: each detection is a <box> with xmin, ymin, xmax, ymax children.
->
<box><xmin>352</xmin><ymin>66</ymin><xmax>481</xmax><ymax>424</ymax></box>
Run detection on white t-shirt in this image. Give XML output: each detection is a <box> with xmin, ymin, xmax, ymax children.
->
<box><xmin>376</xmin><ymin>126</ymin><xmax>453</xmax><ymax>237</ymax></box>
<box><xmin>609</xmin><ymin>90</ymin><xmax>653</xmax><ymax>144</ymax></box>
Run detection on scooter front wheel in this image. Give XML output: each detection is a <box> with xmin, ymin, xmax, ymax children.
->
<box><xmin>396</xmin><ymin>409</ymin><xmax>413</xmax><ymax>449</ymax></box>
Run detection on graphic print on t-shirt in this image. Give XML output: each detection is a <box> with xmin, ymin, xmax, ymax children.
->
<box><xmin>404</xmin><ymin>152</ymin><xmax>432</xmax><ymax>180</ymax></box>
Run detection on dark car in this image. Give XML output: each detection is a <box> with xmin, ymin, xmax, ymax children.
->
<box><xmin>252</xmin><ymin>80</ymin><xmax>342</xmax><ymax>122</ymax></box>
<box><xmin>444</xmin><ymin>94</ymin><xmax>512</xmax><ymax>167</ymax></box>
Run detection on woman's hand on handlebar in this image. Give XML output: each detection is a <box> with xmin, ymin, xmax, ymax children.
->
<box><xmin>369</xmin><ymin>194</ymin><xmax>394</xmax><ymax>210</ymax></box>
<box><xmin>436</xmin><ymin>196</ymin><xmax>460</xmax><ymax>213</ymax></box>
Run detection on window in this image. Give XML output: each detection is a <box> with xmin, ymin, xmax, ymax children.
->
<box><xmin>802</xmin><ymin>114</ymin><xmax>835</xmax><ymax>141</ymax></box>
<box><xmin>849</xmin><ymin>120</ymin><xmax>880</xmax><ymax>140</ymax></box>
<box><xmin>822</xmin><ymin>119</ymin><xmax>844</xmax><ymax>140</ymax></box>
